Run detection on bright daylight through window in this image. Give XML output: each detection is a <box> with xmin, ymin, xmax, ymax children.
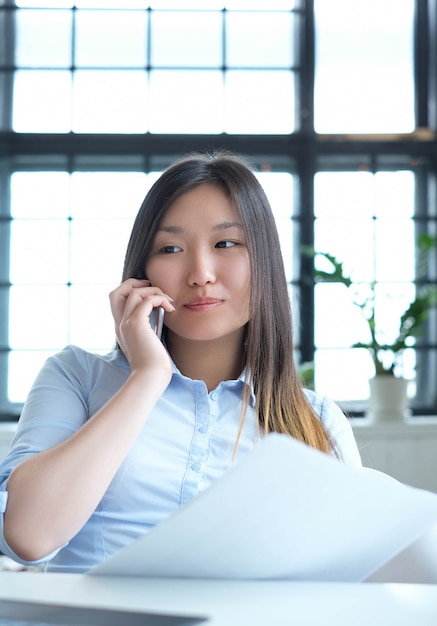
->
<box><xmin>0</xmin><ymin>0</ymin><xmax>436</xmax><ymax>419</ymax></box>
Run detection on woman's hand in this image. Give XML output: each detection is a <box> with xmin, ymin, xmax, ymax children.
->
<box><xmin>109</xmin><ymin>279</ymin><xmax>174</xmax><ymax>377</ymax></box>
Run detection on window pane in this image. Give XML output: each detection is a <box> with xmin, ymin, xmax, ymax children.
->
<box><xmin>151</xmin><ymin>11</ymin><xmax>222</xmax><ymax>67</ymax></box>
<box><xmin>69</xmin><ymin>285</ymin><xmax>117</xmax><ymax>349</ymax></box>
<box><xmin>315</xmin><ymin>217</ymin><xmax>375</xmax><ymax>281</ymax></box>
<box><xmin>256</xmin><ymin>172</ymin><xmax>294</xmax><ymax>281</ymax></box>
<box><xmin>150</xmin><ymin>0</ymin><xmax>224</xmax><ymax>8</ymax></box>
<box><xmin>75</xmin><ymin>10</ymin><xmax>148</xmax><ymax>67</ymax></box>
<box><xmin>225</xmin><ymin>70</ymin><xmax>294</xmax><ymax>133</ymax></box>
<box><xmin>72</xmin><ymin>70</ymin><xmax>147</xmax><ymax>132</ymax></box>
<box><xmin>13</xmin><ymin>70</ymin><xmax>72</xmax><ymax>132</ymax></box>
<box><xmin>75</xmin><ymin>0</ymin><xmax>147</xmax><ymax>7</ymax></box>
<box><xmin>374</xmin><ymin>171</ymin><xmax>414</xmax><ymax>218</ymax></box>
<box><xmin>9</xmin><ymin>285</ymin><xmax>69</xmax><ymax>349</ymax></box>
<box><xmin>70</xmin><ymin>219</ymin><xmax>133</xmax><ymax>285</ymax></box>
<box><xmin>226</xmin><ymin>11</ymin><xmax>294</xmax><ymax>67</ymax></box>
<box><xmin>8</xmin><ymin>351</ymin><xmax>58</xmax><ymax>404</ymax></box>
<box><xmin>15</xmin><ymin>9</ymin><xmax>72</xmax><ymax>67</ymax></box>
<box><xmin>315</xmin><ymin>171</ymin><xmax>374</xmax><ymax>218</ymax></box>
<box><xmin>10</xmin><ymin>220</ymin><xmax>70</xmax><ymax>284</ymax></box>
<box><xmin>315</xmin><ymin>283</ymin><xmax>370</xmax><ymax>349</ymax></box>
<box><xmin>149</xmin><ymin>70</ymin><xmax>223</xmax><ymax>133</ymax></box>
<box><xmin>314</xmin><ymin>0</ymin><xmax>415</xmax><ymax>133</ymax></box>
<box><xmin>373</xmin><ymin>282</ymin><xmax>416</xmax><ymax>345</ymax></box>
<box><xmin>16</xmin><ymin>1</ymin><xmax>73</xmax><ymax>7</ymax></box>
<box><xmin>225</xmin><ymin>0</ymin><xmax>295</xmax><ymax>8</ymax></box>
<box><xmin>315</xmin><ymin>349</ymin><xmax>374</xmax><ymax>402</ymax></box>
<box><xmin>11</xmin><ymin>172</ymin><xmax>71</xmax><ymax>219</ymax></box>
<box><xmin>70</xmin><ymin>172</ymin><xmax>147</xmax><ymax>219</ymax></box>
<box><xmin>314</xmin><ymin>170</ymin><xmax>415</xmax><ymax>281</ymax></box>
<box><xmin>375</xmin><ymin>219</ymin><xmax>415</xmax><ymax>282</ymax></box>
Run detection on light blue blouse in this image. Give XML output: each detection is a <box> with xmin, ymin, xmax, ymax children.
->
<box><xmin>0</xmin><ymin>345</ymin><xmax>361</xmax><ymax>572</ymax></box>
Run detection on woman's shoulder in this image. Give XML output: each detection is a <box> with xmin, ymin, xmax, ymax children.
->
<box><xmin>303</xmin><ymin>388</ymin><xmax>362</xmax><ymax>467</ymax></box>
<box><xmin>48</xmin><ymin>345</ymin><xmax>129</xmax><ymax>374</ymax></box>
<box><xmin>303</xmin><ymin>388</ymin><xmax>344</xmax><ymax>420</ymax></box>
<box><xmin>17</xmin><ymin>346</ymin><xmax>131</xmax><ymax>431</ymax></box>
<box><xmin>31</xmin><ymin>346</ymin><xmax>131</xmax><ymax>396</ymax></box>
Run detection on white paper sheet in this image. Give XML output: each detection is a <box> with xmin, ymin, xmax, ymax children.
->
<box><xmin>89</xmin><ymin>433</ymin><xmax>437</xmax><ymax>582</ymax></box>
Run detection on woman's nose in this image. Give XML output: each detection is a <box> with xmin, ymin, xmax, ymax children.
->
<box><xmin>187</xmin><ymin>251</ymin><xmax>216</xmax><ymax>286</ymax></box>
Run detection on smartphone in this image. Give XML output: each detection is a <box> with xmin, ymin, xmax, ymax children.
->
<box><xmin>150</xmin><ymin>306</ymin><xmax>164</xmax><ymax>338</ymax></box>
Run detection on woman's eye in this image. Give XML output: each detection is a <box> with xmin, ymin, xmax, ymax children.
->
<box><xmin>216</xmin><ymin>240</ymin><xmax>237</xmax><ymax>249</ymax></box>
<box><xmin>161</xmin><ymin>245</ymin><xmax>182</xmax><ymax>254</ymax></box>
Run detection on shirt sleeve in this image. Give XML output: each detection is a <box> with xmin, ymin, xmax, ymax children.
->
<box><xmin>304</xmin><ymin>390</ymin><xmax>362</xmax><ymax>467</ymax></box>
<box><xmin>0</xmin><ymin>346</ymin><xmax>91</xmax><ymax>565</ymax></box>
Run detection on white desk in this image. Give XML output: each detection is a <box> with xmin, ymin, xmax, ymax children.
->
<box><xmin>0</xmin><ymin>572</ymin><xmax>437</xmax><ymax>626</ymax></box>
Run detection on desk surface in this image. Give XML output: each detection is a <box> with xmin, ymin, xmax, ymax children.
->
<box><xmin>1</xmin><ymin>572</ymin><xmax>437</xmax><ymax>626</ymax></box>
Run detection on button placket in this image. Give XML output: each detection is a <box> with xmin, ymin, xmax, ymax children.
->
<box><xmin>180</xmin><ymin>382</ymin><xmax>212</xmax><ymax>503</ymax></box>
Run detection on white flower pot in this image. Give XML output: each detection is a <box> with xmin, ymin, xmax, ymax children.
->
<box><xmin>366</xmin><ymin>376</ymin><xmax>410</xmax><ymax>422</ymax></box>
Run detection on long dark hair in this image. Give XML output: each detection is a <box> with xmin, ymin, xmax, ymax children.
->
<box><xmin>122</xmin><ymin>150</ymin><xmax>333</xmax><ymax>454</ymax></box>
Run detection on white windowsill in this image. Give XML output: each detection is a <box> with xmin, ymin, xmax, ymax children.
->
<box><xmin>350</xmin><ymin>416</ymin><xmax>437</xmax><ymax>435</ymax></box>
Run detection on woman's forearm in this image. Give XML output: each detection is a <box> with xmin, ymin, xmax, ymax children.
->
<box><xmin>3</xmin><ymin>368</ymin><xmax>170</xmax><ymax>562</ymax></box>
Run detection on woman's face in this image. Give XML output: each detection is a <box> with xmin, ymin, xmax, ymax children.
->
<box><xmin>145</xmin><ymin>183</ymin><xmax>251</xmax><ymax>342</ymax></box>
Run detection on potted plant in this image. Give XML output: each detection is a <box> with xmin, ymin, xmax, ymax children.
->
<box><xmin>304</xmin><ymin>234</ymin><xmax>437</xmax><ymax>421</ymax></box>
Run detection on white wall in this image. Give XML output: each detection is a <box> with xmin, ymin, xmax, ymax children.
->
<box><xmin>352</xmin><ymin>418</ymin><xmax>437</xmax><ymax>493</ymax></box>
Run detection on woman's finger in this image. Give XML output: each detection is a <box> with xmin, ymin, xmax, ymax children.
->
<box><xmin>109</xmin><ymin>280</ymin><xmax>174</xmax><ymax>347</ymax></box>
<box><xmin>109</xmin><ymin>279</ymin><xmax>150</xmax><ymax>323</ymax></box>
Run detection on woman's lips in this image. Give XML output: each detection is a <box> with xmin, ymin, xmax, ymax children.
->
<box><xmin>184</xmin><ymin>299</ymin><xmax>223</xmax><ymax>312</ymax></box>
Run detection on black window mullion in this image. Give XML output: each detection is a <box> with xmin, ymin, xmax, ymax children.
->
<box><xmin>0</xmin><ymin>159</ymin><xmax>11</xmax><ymax>416</ymax></box>
<box><xmin>294</xmin><ymin>0</ymin><xmax>316</xmax><ymax>366</ymax></box>
<box><xmin>296</xmin><ymin>141</ymin><xmax>316</xmax><ymax>365</ymax></box>
<box><xmin>427</xmin><ymin>0</ymin><xmax>437</xmax><ymax>129</ymax></box>
<box><xmin>415</xmin><ymin>0</ymin><xmax>430</xmax><ymax>127</ymax></box>
<box><xmin>0</xmin><ymin>2</ymin><xmax>15</xmax><ymax>131</ymax></box>
<box><xmin>296</xmin><ymin>0</ymin><xmax>314</xmax><ymax>135</ymax></box>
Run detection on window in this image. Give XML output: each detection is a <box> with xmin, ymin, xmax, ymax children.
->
<box><xmin>12</xmin><ymin>1</ymin><xmax>297</xmax><ymax>134</ymax></box>
<box><xmin>5</xmin><ymin>164</ymin><xmax>295</xmax><ymax>408</ymax></box>
<box><xmin>0</xmin><ymin>0</ymin><xmax>436</xmax><ymax>419</ymax></box>
<box><xmin>314</xmin><ymin>166</ymin><xmax>417</xmax><ymax>405</ymax></box>
<box><xmin>314</xmin><ymin>0</ymin><xmax>415</xmax><ymax>133</ymax></box>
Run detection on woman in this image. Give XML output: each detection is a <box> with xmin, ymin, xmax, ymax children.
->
<box><xmin>0</xmin><ymin>151</ymin><xmax>361</xmax><ymax>573</ymax></box>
